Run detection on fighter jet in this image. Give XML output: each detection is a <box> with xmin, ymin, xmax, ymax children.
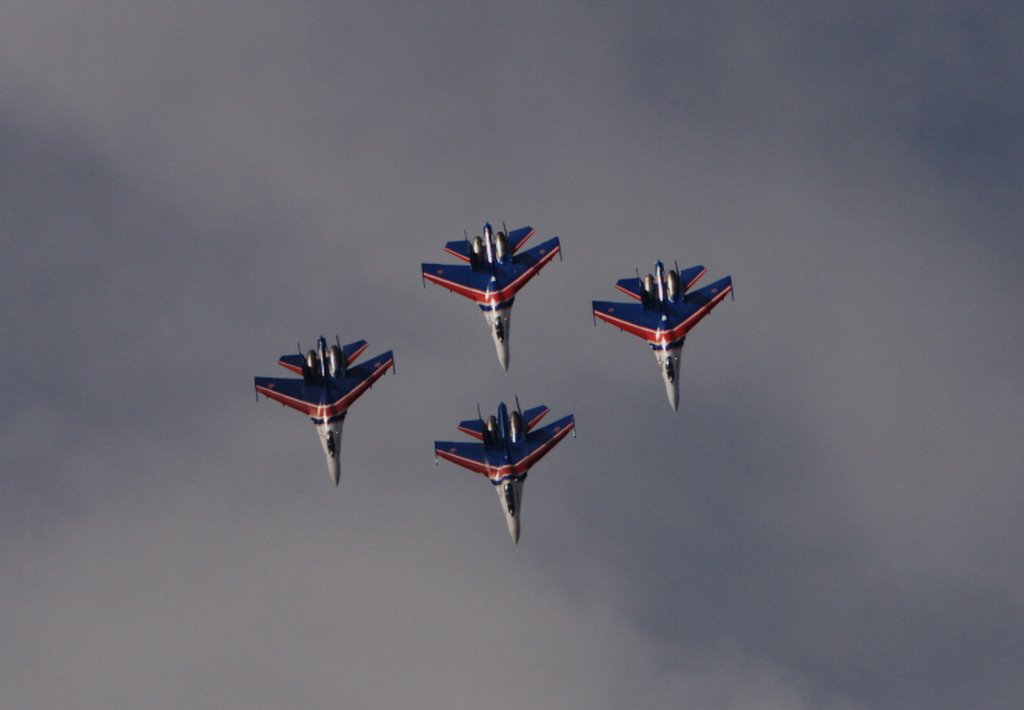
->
<box><xmin>592</xmin><ymin>261</ymin><xmax>732</xmax><ymax>411</ymax></box>
<box><xmin>254</xmin><ymin>336</ymin><xmax>394</xmax><ymax>486</ymax></box>
<box><xmin>421</xmin><ymin>222</ymin><xmax>561</xmax><ymax>371</ymax></box>
<box><xmin>434</xmin><ymin>399</ymin><xmax>575</xmax><ymax>543</ymax></box>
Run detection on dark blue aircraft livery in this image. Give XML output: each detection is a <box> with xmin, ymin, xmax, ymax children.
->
<box><xmin>434</xmin><ymin>399</ymin><xmax>575</xmax><ymax>543</ymax></box>
<box><xmin>593</xmin><ymin>260</ymin><xmax>732</xmax><ymax>411</ymax></box>
<box><xmin>255</xmin><ymin>336</ymin><xmax>394</xmax><ymax>486</ymax></box>
<box><xmin>422</xmin><ymin>222</ymin><xmax>561</xmax><ymax>371</ymax></box>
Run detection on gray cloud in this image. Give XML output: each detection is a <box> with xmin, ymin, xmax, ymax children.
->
<box><xmin>2</xmin><ymin>2</ymin><xmax>1022</xmax><ymax>708</ymax></box>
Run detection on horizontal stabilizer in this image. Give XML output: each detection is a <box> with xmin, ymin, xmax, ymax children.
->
<box><xmin>276</xmin><ymin>338</ymin><xmax>369</xmax><ymax>374</ymax></box>
<box><xmin>678</xmin><ymin>264</ymin><xmax>706</xmax><ymax>292</ymax></box>
<box><xmin>614</xmin><ymin>277</ymin><xmax>643</xmax><ymax>301</ymax></box>
<box><xmin>444</xmin><ymin>240</ymin><xmax>472</xmax><ymax>263</ymax></box>
<box><xmin>341</xmin><ymin>339</ymin><xmax>368</xmax><ymax>366</ymax></box>
<box><xmin>457</xmin><ymin>419</ymin><xmax>485</xmax><ymax>440</ymax></box>
<box><xmin>508</xmin><ymin>226</ymin><xmax>535</xmax><ymax>253</ymax></box>
<box><xmin>522</xmin><ymin>405</ymin><xmax>549</xmax><ymax>430</ymax></box>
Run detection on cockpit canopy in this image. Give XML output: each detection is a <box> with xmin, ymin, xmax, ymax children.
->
<box><xmin>503</xmin><ymin>482</ymin><xmax>517</xmax><ymax>515</ymax></box>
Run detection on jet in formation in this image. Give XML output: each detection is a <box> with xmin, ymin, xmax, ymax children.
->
<box><xmin>421</xmin><ymin>222</ymin><xmax>561</xmax><ymax>371</ymax></box>
<box><xmin>434</xmin><ymin>399</ymin><xmax>575</xmax><ymax>543</ymax></box>
<box><xmin>254</xmin><ymin>336</ymin><xmax>394</xmax><ymax>486</ymax></box>
<box><xmin>593</xmin><ymin>261</ymin><xmax>732</xmax><ymax>411</ymax></box>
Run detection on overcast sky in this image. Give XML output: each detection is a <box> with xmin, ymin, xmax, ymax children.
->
<box><xmin>2</xmin><ymin>2</ymin><xmax>1022</xmax><ymax>708</ymax></box>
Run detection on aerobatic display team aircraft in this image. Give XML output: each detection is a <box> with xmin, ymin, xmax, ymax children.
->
<box><xmin>434</xmin><ymin>399</ymin><xmax>575</xmax><ymax>543</ymax></box>
<box><xmin>421</xmin><ymin>223</ymin><xmax>561</xmax><ymax>371</ymax></box>
<box><xmin>254</xmin><ymin>336</ymin><xmax>394</xmax><ymax>486</ymax></box>
<box><xmin>593</xmin><ymin>261</ymin><xmax>732</xmax><ymax>411</ymax></box>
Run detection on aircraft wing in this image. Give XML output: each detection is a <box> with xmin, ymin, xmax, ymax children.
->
<box><xmin>422</xmin><ymin>237</ymin><xmax>560</xmax><ymax>307</ymax></box>
<box><xmin>255</xmin><ymin>350</ymin><xmax>394</xmax><ymax>423</ymax></box>
<box><xmin>254</xmin><ymin>377</ymin><xmax>332</xmax><ymax>418</ymax></box>
<box><xmin>467</xmin><ymin>236</ymin><xmax>561</xmax><ymax>306</ymax></box>
<box><xmin>671</xmin><ymin>276</ymin><xmax>733</xmax><ymax>332</ymax></box>
<box><xmin>436</xmin><ymin>414</ymin><xmax>574</xmax><ymax>478</ymax></box>
<box><xmin>512</xmin><ymin>236</ymin><xmax>560</xmax><ymax>273</ymax></box>
<box><xmin>421</xmin><ymin>262</ymin><xmax>494</xmax><ymax>304</ymax></box>
<box><xmin>339</xmin><ymin>350</ymin><xmax>395</xmax><ymax>407</ymax></box>
<box><xmin>592</xmin><ymin>300</ymin><xmax>665</xmax><ymax>344</ymax></box>
<box><xmin>508</xmin><ymin>226</ymin><xmax>535</xmax><ymax>252</ymax></box>
<box><xmin>511</xmin><ymin>414</ymin><xmax>575</xmax><ymax>473</ymax></box>
<box><xmin>434</xmin><ymin>440</ymin><xmax>493</xmax><ymax>476</ymax></box>
<box><xmin>594</xmin><ymin>275</ymin><xmax>732</xmax><ymax>346</ymax></box>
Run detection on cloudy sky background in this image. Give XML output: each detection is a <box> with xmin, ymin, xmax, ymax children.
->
<box><xmin>2</xmin><ymin>2</ymin><xmax>1022</xmax><ymax>708</ymax></box>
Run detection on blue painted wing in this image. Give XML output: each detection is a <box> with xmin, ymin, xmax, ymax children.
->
<box><xmin>254</xmin><ymin>377</ymin><xmax>333</xmax><ymax>419</ymax></box>
<box><xmin>592</xmin><ymin>299</ymin><xmax>664</xmax><ymax>344</ymax></box>
<box><xmin>422</xmin><ymin>236</ymin><xmax>561</xmax><ymax>307</ymax></box>
<box><xmin>421</xmin><ymin>262</ymin><xmax>494</xmax><ymax>304</ymax></box>
<box><xmin>681</xmin><ymin>276</ymin><xmax>732</xmax><ymax>309</ymax></box>
<box><xmin>512</xmin><ymin>414</ymin><xmax>575</xmax><ymax>473</ymax></box>
<box><xmin>511</xmin><ymin>236</ymin><xmax>560</xmax><ymax>272</ymax></box>
<box><xmin>340</xmin><ymin>350</ymin><xmax>395</xmax><ymax>400</ymax></box>
<box><xmin>255</xmin><ymin>349</ymin><xmax>393</xmax><ymax>423</ymax></box>
<box><xmin>435</xmin><ymin>440</ymin><xmax>493</xmax><ymax>476</ymax></box>
<box><xmin>594</xmin><ymin>275</ymin><xmax>732</xmax><ymax>348</ymax></box>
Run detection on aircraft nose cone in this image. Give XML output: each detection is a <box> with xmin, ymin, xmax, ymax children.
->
<box><xmin>507</xmin><ymin>516</ymin><xmax>520</xmax><ymax>544</ymax></box>
<box><xmin>663</xmin><ymin>374</ymin><xmax>679</xmax><ymax>412</ymax></box>
<box><xmin>497</xmin><ymin>344</ymin><xmax>510</xmax><ymax>372</ymax></box>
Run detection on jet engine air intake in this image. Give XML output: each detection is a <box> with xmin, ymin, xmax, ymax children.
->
<box><xmin>642</xmin><ymin>273</ymin><xmax>656</xmax><ymax>305</ymax></box>
<box><xmin>666</xmin><ymin>269</ymin><xmax>680</xmax><ymax>301</ymax></box>
<box><xmin>470</xmin><ymin>236</ymin><xmax>484</xmax><ymax>268</ymax></box>
<box><xmin>509</xmin><ymin>410</ymin><xmax>524</xmax><ymax>443</ymax></box>
<box><xmin>485</xmin><ymin>415</ymin><xmax>500</xmax><ymax>444</ymax></box>
<box><xmin>327</xmin><ymin>345</ymin><xmax>343</xmax><ymax>377</ymax></box>
<box><xmin>303</xmin><ymin>349</ymin><xmax>320</xmax><ymax>381</ymax></box>
<box><xmin>494</xmin><ymin>232</ymin><xmax>508</xmax><ymax>262</ymax></box>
